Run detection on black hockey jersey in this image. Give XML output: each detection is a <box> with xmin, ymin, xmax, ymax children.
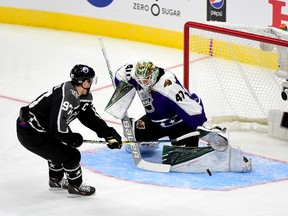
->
<box><xmin>25</xmin><ymin>81</ymin><xmax>113</xmax><ymax>145</ymax></box>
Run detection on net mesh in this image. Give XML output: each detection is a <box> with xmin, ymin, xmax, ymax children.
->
<box><xmin>184</xmin><ymin>22</ymin><xmax>288</xmax><ymax>128</ymax></box>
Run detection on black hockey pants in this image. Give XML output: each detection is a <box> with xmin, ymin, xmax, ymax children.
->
<box><xmin>16</xmin><ymin>118</ymin><xmax>82</xmax><ymax>186</ymax></box>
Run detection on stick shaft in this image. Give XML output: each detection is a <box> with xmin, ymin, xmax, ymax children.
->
<box><xmin>84</xmin><ymin>131</ymin><xmax>200</xmax><ymax>145</ymax></box>
<box><xmin>97</xmin><ymin>37</ymin><xmax>171</xmax><ymax>172</ymax></box>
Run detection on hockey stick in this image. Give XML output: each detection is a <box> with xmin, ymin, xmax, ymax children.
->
<box><xmin>98</xmin><ymin>37</ymin><xmax>171</xmax><ymax>172</ymax></box>
<box><xmin>84</xmin><ymin>131</ymin><xmax>200</xmax><ymax>145</ymax></box>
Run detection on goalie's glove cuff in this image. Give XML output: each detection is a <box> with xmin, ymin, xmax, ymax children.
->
<box><xmin>201</xmin><ymin>123</ymin><xmax>226</xmax><ymax>132</ymax></box>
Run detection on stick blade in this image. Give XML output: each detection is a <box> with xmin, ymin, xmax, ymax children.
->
<box><xmin>137</xmin><ymin>160</ymin><xmax>171</xmax><ymax>173</ymax></box>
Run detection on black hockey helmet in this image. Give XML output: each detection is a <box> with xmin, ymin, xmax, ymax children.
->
<box><xmin>70</xmin><ymin>64</ymin><xmax>97</xmax><ymax>85</ymax></box>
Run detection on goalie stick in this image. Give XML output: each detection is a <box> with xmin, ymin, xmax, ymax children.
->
<box><xmin>84</xmin><ymin>129</ymin><xmax>228</xmax><ymax>151</ymax></box>
<box><xmin>98</xmin><ymin>37</ymin><xmax>171</xmax><ymax>172</ymax></box>
<box><xmin>84</xmin><ymin>131</ymin><xmax>200</xmax><ymax>145</ymax></box>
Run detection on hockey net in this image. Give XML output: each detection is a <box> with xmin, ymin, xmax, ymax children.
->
<box><xmin>184</xmin><ymin>21</ymin><xmax>288</xmax><ymax>131</ymax></box>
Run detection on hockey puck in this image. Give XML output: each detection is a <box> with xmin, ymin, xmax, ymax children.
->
<box><xmin>206</xmin><ymin>169</ymin><xmax>212</xmax><ymax>176</ymax></box>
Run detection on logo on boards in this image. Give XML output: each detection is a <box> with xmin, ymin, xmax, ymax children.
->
<box><xmin>209</xmin><ymin>0</ymin><xmax>225</xmax><ymax>9</ymax></box>
<box><xmin>87</xmin><ymin>0</ymin><xmax>113</xmax><ymax>7</ymax></box>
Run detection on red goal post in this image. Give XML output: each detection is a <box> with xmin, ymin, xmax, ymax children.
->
<box><xmin>183</xmin><ymin>21</ymin><xmax>288</xmax><ymax>127</ymax></box>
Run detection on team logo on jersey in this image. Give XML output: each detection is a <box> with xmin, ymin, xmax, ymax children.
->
<box><xmin>209</xmin><ymin>0</ymin><xmax>224</xmax><ymax>9</ymax></box>
<box><xmin>87</xmin><ymin>0</ymin><xmax>113</xmax><ymax>8</ymax></box>
<box><xmin>70</xmin><ymin>89</ymin><xmax>79</xmax><ymax>98</ymax></box>
<box><xmin>142</xmin><ymin>97</ymin><xmax>155</xmax><ymax>113</ymax></box>
<box><xmin>139</xmin><ymin>90</ymin><xmax>155</xmax><ymax>113</ymax></box>
<box><xmin>136</xmin><ymin>120</ymin><xmax>145</xmax><ymax>129</ymax></box>
<box><xmin>164</xmin><ymin>79</ymin><xmax>172</xmax><ymax>87</ymax></box>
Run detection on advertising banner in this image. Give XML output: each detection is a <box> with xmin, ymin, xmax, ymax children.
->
<box><xmin>207</xmin><ymin>0</ymin><xmax>226</xmax><ymax>22</ymax></box>
<box><xmin>1</xmin><ymin>0</ymin><xmax>282</xmax><ymax>31</ymax></box>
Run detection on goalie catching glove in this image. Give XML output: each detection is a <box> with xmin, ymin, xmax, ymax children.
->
<box><xmin>197</xmin><ymin>125</ymin><xmax>228</xmax><ymax>152</ymax></box>
<box><xmin>104</xmin><ymin>128</ymin><xmax>122</xmax><ymax>149</ymax></box>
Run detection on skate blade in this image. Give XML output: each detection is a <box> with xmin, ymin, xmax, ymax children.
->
<box><xmin>49</xmin><ymin>188</ymin><xmax>67</xmax><ymax>192</ymax></box>
<box><xmin>67</xmin><ymin>193</ymin><xmax>96</xmax><ymax>198</ymax></box>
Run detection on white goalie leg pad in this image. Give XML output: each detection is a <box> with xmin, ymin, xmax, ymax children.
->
<box><xmin>170</xmin><ymin>149</ymin><xmax>230</xmax><ymax>173</ymax></box>
<box><xmin>169</xmin><ymin>146</ymin><xmax>252</xmax><ymax>173</ymax></box>
<box><xmin>229</xmin><ymin>146</ymin><xmax>252</xmax><ymax>172</ymax></box>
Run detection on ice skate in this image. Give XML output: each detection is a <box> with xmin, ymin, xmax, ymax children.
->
<box><xmin>68</xmin><ymin>184</ymin><xmax>96</xmax><ymax>197</ymax></box>
<box><xmin>49</xmin><ymin>178</ymin><xmax>69</xmax><ymax>190</ymax></box>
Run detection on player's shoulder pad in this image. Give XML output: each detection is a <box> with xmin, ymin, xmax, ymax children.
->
<box><xmin>62</xmin><ymin>81</ymin><xmax>80</xmax><ymax>99</ymax></box>
<box><xmin>153</xmin><ymin>70</ymin><xmax>178</xmax><ymax>92</ymax></box>
<box><xmin>80</xmin><ymin>92</ymin><xmax>93</xmax><ymax>102</ymax></box>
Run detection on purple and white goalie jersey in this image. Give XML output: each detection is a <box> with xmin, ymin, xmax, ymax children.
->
<box><xmin>114</xmin><ymin>63</ymin><xmax>207</xmax><ymax>130</ymax></box>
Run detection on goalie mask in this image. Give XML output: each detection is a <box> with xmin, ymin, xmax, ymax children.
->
<box><xmin>134</xmin><ymin>60</ymin><xmax>159</xmax><ymax>90</ymax></box>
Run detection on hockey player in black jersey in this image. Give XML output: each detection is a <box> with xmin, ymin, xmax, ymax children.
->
<box><xmin>16</xmin><ymin>64</ymin><xmax>122</xmax><ymax>197</ymax></box>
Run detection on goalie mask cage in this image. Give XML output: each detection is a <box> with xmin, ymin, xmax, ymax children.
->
<box><xmin>184</xmin><ymin>21</ymin><xmax>288</xmax><ymax>128</ymax></box>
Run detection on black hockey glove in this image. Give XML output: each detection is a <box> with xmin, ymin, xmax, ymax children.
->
<box><xmin>68</xmin><ymin>133</ymin><xmax>83</xmax><ymax>148</ymax></box>
<box><xmin>105</xmin><ymin>128</ymin><xmax>122</xmax><ymax>149</ymax></box>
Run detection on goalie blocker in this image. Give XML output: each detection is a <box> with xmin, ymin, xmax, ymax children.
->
<box><xmin>105</xmin><ymin>80</ymin><xmax>136</xmax><ymax>119</ymax></box>
<box><xmin>162</xmin><ymin>145</ymin><xmax>252</xmax><ymax>173</ymax></box>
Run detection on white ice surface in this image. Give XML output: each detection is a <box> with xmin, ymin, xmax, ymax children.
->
<box><xmin>0</xmin><ymin>24</ymin><xmax>288</xmax><ymax>216</ymax></box>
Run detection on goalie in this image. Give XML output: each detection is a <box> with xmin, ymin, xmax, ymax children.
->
<box><xmin>105</xmin><ymin>59</ymin><xmax>252</xmax><ymax>172</ymax></box>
